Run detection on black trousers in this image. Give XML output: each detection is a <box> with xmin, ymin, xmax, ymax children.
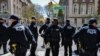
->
<box><xmin>30</xmin><ymin>43</ymin><xmax>37</xmax><ymax>56</ymax></box>
<box><xmin>79</xmin><ymin>48</ymin><xmax>98</xmax><ymax>56</ymax></box>
<box><xmin>45</xmin><ymin>48</ymin><xmax>50</xmax><ymax>56</ymax></box>
<box><xmin>74</xmin><ymin>43</ymin><xmax>80</xmax><ymax>55</ymax></box>
<box><xmin>45</xmin><ymin>42</ymin><xmax>60</xmax><ymax>56</ymax></box>
<box><xmin>64</xmin><ymin>44</ymin><xmax>72</xmax><ymax>56</ymax></box>
<box><xmin>0</xmin><ymin>42</ymin><xmax>7</xmax><ymax>54</ymax></box>
<box><xmin>3</xmin><ymin>43</ymin><xmax>7</xmax><ymax>54</ymax></box>
<box><xmin>15</xmin><ymin>45</ymin><xmax>27</xmax><ymax>56</ymax></box>
<box><xmin>9</xmin><ymin>43</ymin><xmax>27</xmax><ymax>56</ymax></box>
<box><xmin>30</xmin><ymin>37</ymin><xmax>38</xmax><ymax>56</ymax></box>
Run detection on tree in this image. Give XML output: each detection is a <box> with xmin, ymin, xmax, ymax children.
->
<box><xmin>57</xmin><ymin>9</ymin><xmax>64</xmax><ymax>19</ymax></box>
<box><xmin>22</xmin><ymin>4</ymin><xmax>43</xmax><ymax>20</ymax></box>
<box><xmin>45</xmin><ymin>2</ymin><xmax>61</xmax><ymax>18</ymax></box>
<box><xmin>22</xmin><ymin>4</ymin><xmax>35</xmax><ymax>19</ymax></box>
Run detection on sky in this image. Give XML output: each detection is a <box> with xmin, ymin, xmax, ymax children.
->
<box><xmin>31</xmin><ymin>0</ymin><xmax>60</xmax><ymax>6</ymax></box>
<box><xmin>31</xmin><ymin>0</ymin><xmax>60</xmax><ymax>18</ymax></box>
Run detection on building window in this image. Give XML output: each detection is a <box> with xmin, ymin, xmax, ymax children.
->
<box><xmin>0</xmin><ymin>4</ymin><xmax>1</xmax><ymax>12</ymax></box>
<box><xmin>2</xmin><ymin>4</ymin><xmax>5</xmax><ymax>13</ymax></box>
<box><xmin>82</xmin><ymin>0</ymin><xmax>85</xmax><ymax>2</ymax></box>
<box><xmin>15</xmin><ymin>6</ymin><xmax>17</xmax><ymax>15</ymax></box>
<box><xmin>4</xmin><ymin>4</ymin><xmax>6</xmax><ymax>13</ymax></box>
<box><xmin>79</xmin><ymin>4</ymin><xmax>86</xmax><ymax>14</ymax></box>
<box><xmin>19</xmin><ymin>8</ymin><xmax>21</xmax><ymax>16</ymax></box>
<box><xmin>79</xmin><ymin>4</ymin><xmax>84</xmax><ymax>14</ymax></box>
<box><xmin>73</xmin><ymin>4</ymin><xmax>78</xmax><ymax>14</ymax></box>
<box><xmin>98</xmin><ymin>0</ymin><xmax>100</xmax><ymax>14</ymax></box>
<box><xmin>74</xmin><ymin>18</ymin><xmax>77</xmax><ymax>24</ymax></box>
<box><xmin>17</xmin><ymin>0</ymin><xmax>19</xmax><ymax>4</ymax></box>
<box><xmin>17</xmin><ymin>7</ymin><xmax>18</xmax><ymax>15</ymax></box>
<box><xmin>90</xmin><ymin>0</ymin><xmax>93</xmax><ymax>2</ymax></box>
<box><xmin>2</xmin><ymin>5</ymin><xmax>5</xmax><ymax>13</ymax></box>
<box><xmin>73</xmin><ymin>0</ymin><xmax>78</xmax><ymax>2</ymax></box>
<box><xmin>13</xmin><ymin>5</ymin><xmax>16</xmax><ymax>14</ymax></box>
<box><xmin>82</xmin><ymin>18</ymin><xmax>85</xmax><ymax>24</ymax></box>
<box><xmin>14</xmin><ymin>0</ymin><xmax>17</xmax><ymax>3</ymax></box>
<box><xmin>87</xmin><ymin>4</ymin><xmax>93</xmax><ymax>14</ymax></box>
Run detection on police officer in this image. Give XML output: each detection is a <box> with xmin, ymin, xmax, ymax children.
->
<box><xmin>29</xmin><ymin>17</ymin><xmax>38</xmax><ymax>56</ymax></box>
<box><xmin>74</xmin><ymin>24</ymin><xmax>88</xmax><ymax>55</ymax></box>
<box><xmin>62</xmin><ymin>20</ymin><xmax>75</xmax><ymax>56</ymax></box>
<box><xmin>8</xmin><ymin>15</ymin><xmax>33</xmax><ymax>56</ymax></box>
<box><xmin>44</xmin><ymin>19</ymin><xmax>63</xmax><ymax>56</ymax></box>
<box><xmin>39</xmin><ymin>18</ymin><xmax>50</xmax><ymax>48</ymax></box>
<box><xmin>0</xmin><ymin>18</ymin><xmax>8</xmax><ymax>54</ymax></box>
<box><xmin>73</xmin><ymin>18</ymin><xmax>100</xmax><ymax>56</ymax></box>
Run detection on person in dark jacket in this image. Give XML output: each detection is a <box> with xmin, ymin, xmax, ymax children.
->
<box><xmin>0</xmin><ymin>18</ymin><xmax>8</xmax><ymax>54</ymax></box>
<box><xmin>62</xmin><ymin>20</ymin><xmax>75</xmax><ymax>56</ymax></box>
<box><xmin>74</xmin><ymin>24</ymin><xmax>88</xmax><ymax>55</ymax></box>
<box><xmin>44</xmin><ymin>19</ymin><xmax>63</xmax><ymax>56</ymax></box>
<box><xmin>73</xmin><ymin>18</ymin><xmax>100</xmax><ymax>56</ymax></box>
<box><xmin>39</xmin><ymin>18</ymin><xmax>50</xmax><ymax>48</ymax></box>
<box><xmin>8</xmin><ymin>15</ymin><xmax>34</xmax><ymax>56</ymax></box>
<box><xmin>29</xmin><ymin>17</ymin><xmax>38</xmax><ymax>56</ymax></box>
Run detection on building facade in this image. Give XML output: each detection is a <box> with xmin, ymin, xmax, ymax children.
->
<box><xmin>0</xmin><ymin>0</ymin><xmax>31</xmax><ymax>18</ymax></box>
<box><xmin>98</xmin><ymin>0</ymin><xmax>100</xmax><ymax>14</ymax></box>
<box><xmin>60</xmin><ymin>0</ymin><xmax>98</xmax><ymax>27</ymax></box>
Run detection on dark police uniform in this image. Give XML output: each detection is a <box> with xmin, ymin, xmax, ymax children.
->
<box><xmin>8</xmin><ymin>23</ymin><xmax>33</xmax><ymax>56</ymax></box>
<box><xmin>73</xmin><ymin>25</ymin><xmax>100</xmax><ymax>56</ymax></box>
<box><xmin>62</xmin><ymin>25</ymin><xmax>75</xmax><ymax>56</ymax></box>
<box><xmin>29</xmin><ymin>22</ymin><xmax>38</xmax><ymax>56</ymax></box>
<box><xmin>39</xmin><ymin>23</ymin><xmax>51</xmax><ymax>56</ymax></box>
<box><xmin>44</xmin><ymin>25</ymin><xmax>63</xmax><ymax>56</ymax></box>
<box><xmin>39</xmin><ymin>18</ymin><xmax>50</xmax><ymax>49</ymax></box>
<box><xmin>74</xmin><ymin>24</ymin><xmax>88</xmax><ymax>55</ymax></box>
<box><xmin>0</xmin><ymin>23</ymin><xmax>9</xmax><ymax>54</ymax></box>
<box><xmin>39</xmin><ymin>24</ymin><xmax>50</xmax><ymax>44</ymax></box>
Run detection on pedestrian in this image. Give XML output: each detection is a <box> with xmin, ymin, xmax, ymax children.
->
<box><xmin>73</xmin><ymin>18</ymin><xmax>100</xmax><ymax>56</ymax></box>
<box><xmin>0</xmin><ymin>18</ymin><xmax>9</xmax><ymax>54</ymax></box>
<box><xmin>44</xmin><ymin>19</ymin><xmax>63</xmax><ymax>56</ymax></box>
<box><xmin>7</xmin><ymin>15</ymin><xmax>34</xmax><ymax>56</ymax></box>
<box><xmin>62</xmin><ymin>20</ymin><xmax>75</xmax><ymax>56</ymax></box>
<box><xmin>74</xmin><ymin>24</ymin><xmax>88</xmax><ymax>55</ymax></box>
<box><xmin>39</xmin><ymin>18</ymin><xmax>50</xmax><ymax>48</ymax></box>
<box><xmin>29</xmin><ymin>17</ymin><xmax>38</xmax><ymax>56</ymax></box>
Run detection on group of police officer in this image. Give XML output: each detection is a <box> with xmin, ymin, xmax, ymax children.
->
<box><xmin>37</xmin><ymin>16</ymin><xmax>100</xmax><ymax>56</ymax></box>
<box><xmin>0</xmin><ymin>15</ymin><xmax>100</xmax><ymax>56</ymax></box>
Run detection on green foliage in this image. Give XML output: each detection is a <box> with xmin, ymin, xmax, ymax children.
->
<box><xmin>22</xmin><ymin>4</ymin><xmax>43</xmax><ymax>20</ymax></box>
<box><xmin>57</xmin><ymin>9</ymin><xmax>64</xmax><ymax>18</ymax></box>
